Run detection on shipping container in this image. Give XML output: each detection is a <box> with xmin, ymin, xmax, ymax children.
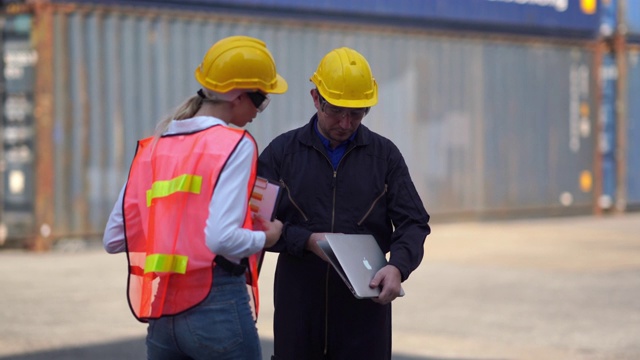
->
<box><xmin>625</xmin><ymin>0</ymin><xmax>640</xmax><ymax>41</ymax></box>
<box><xmin>598</xmin><ymin>52</ymin><xmax>617</xmax><ymax>210</ymax></box>
<box><xmin>0</xmin><ymin>13</ymin><xmax>36</xmax><ymax>246</ymax></box>
<box><xmin>626</xmin><ymin>47</ymin><xmax>640</xmax><ymax>208</ymax></box>
<box><xmin>599</xmin><ymin>0</ymin><xmax>617</xmax><ymax>38</ymax></box>
<box><xmin>49</xmin><ymin>0</ymin><xmax>602</xmax><ymax>39</ymax></box>
<box><xmin>1</xmin><ymin>1</ymin><xmax>603</xmax><ymax>247</ymax></box>
<box><xmin>597</xmin><ymin>0</ymin><xmax>640</xmax><ymax>44</ymax></box>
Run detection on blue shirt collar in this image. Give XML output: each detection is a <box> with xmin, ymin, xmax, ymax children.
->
<box><xmin>313</xmin><ymin>117</ymin><xmax>358</xmax><ymax>169</ymax></box>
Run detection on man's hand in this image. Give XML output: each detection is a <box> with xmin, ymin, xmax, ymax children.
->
<box><xmin>305</xmin><ymin>233</ymin><xmax>330</xmax><ymax>262</ymax></box>
<box><xmin>370</xmin><ymin>264</ymin><xmax>402</xmax><ymax>305</ymax></box>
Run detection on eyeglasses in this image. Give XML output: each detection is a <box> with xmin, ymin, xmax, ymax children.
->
<box><xmin>246</xmin><ymin>91</ymin><xmax>270</xmax><ymax>112</ymax></box>
<box><xmin>318</xmin><ymin>95</ymin><xmax>369</xmax><ymax>119</ymax></box>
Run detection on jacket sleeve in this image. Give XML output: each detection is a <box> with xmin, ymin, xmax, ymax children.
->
<box><xmin>384</xmin><ymin>143</ymin><xmax>431</xmax><ymax>281</ymax></box>
<box><xmin>258</xmin><ymin>141</ymin><xmax>312</xmax><ymax>257</ymax></box>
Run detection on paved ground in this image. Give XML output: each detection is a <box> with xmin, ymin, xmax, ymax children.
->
<box><xmin>1</xmin><ymin>213</ymin><xmax>639</xmax><ymax>360</ymax></box>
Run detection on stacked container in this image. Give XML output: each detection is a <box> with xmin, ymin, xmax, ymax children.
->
<box><xmin>623</xmin><ymin>1</ymin><xmax>640</xmax><ymax>209</ymax></box>
<box><xmin>0</xmin><ymin>0</ymin><xmax>634</xmax><ymax>248</ymax></box>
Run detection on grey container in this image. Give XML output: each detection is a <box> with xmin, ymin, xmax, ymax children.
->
<box><xmin>5</xmin><ymin>2</ymin><xmax>600</xmax><ymax>246</ymax></box>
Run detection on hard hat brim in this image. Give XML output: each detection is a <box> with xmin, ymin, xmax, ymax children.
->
<box><xmin>312</xmin><ymin>78</ymin><xmax>378</xmax><ymax>108</ymax></box>
<box><xmin>195</xmin><ymin>71</ymin><xmax>288</xmax><ymax>95</ymax></box>
<box><xmin>268</xmin><ymin>74</ymin><xmax>288</xmax><ymax>94</ymax></box>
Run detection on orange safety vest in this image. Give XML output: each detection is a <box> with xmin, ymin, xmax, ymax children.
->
<box><xmin>123</xmin><ymin>124</ymin><xmax>261</xmax><ymax>322</ymax></box>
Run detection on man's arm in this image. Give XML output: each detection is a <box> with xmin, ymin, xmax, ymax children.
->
<box><xmin>258</xmin><ymin>141</ymin><xmax>314</xmax><ymax>257</ymax></box>
<box><xmin>385</xmin><ymin>143</ymin><xmax>431</xmax><ymax>281</ymax></box>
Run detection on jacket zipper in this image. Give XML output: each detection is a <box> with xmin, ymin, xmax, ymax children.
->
<box><xmin>331</xmin><ymin>170</ymin><xmax>337</xmax><ymax>230</ymax></box>
<box><xmin>356</xmin><ymin>184</ymin><xmax>388</xmax><ymax>226</ymax></box>
<box><xmin>316</xmin><ymin>144</ymin><xmax>357</xmax><ymax>356</ymax></box>
<box><xmin>324</xmin><ymin>169</ymin><xmax>338</xmax><ymax>356</ymax></box>
<box><xmin>324</xmin><ymin>264</ymin><xmax>330</xmax><ymax>354</ymax></box>
<box><xmin>312</xmin><ymin>146</ymin><xmax>334</xmax><ymax>355</ymax></box>
<box><xmin>329</xmin><ymin>145</ymin><xmax>356</xmax><ymax>230</ymax></box>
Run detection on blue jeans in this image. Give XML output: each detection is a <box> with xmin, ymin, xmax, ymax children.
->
<box><xmin>146</xmin><ymin>266</ymin><xmax>261</xmax><ymax>360</ymax></box>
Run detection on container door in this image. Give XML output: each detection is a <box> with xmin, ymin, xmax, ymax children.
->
<box><xmin>1</xmin><ymin>14</ymin><xmax>36</xmax><ymax>246</ymax></box>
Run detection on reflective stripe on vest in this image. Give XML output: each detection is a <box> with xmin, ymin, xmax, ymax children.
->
<box><xmin>146</xmin><ymin>174</ymin><xmax>202</xmax><ymax>207</ymax></box>
<box><xmin>144</xmin><ymin>254</ymin><xmax>188</xmax><ymax>274</ymax></box>
<box><xmin>123</xmin><ymin>125</ymin><xmax>260</xmax><ymax>322</ymax></box>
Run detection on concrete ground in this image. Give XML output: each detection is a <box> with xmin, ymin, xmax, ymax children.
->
<box><xmin>0</xmin><ymin>213</ymin><xmax>639</xmax><ymax>360</ymax></box>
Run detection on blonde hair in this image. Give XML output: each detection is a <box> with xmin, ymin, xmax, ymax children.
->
<box><xmin>153</xmin><ymin>96</ymin><xmax>201</xmax><ymax>138</ymax></box>
<box><xmin>151</xmin><ymin>93</ymin><xmax>225</xmax><ymax>149</ymax></box>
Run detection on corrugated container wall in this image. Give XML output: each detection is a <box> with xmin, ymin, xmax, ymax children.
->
<box><xmin>1</xmin><ymin>13</ymin><xmax>37</xmax><ymax>245</ymax></box>
<box><xmin>626</xmin><ymin>46</ymin><xmax>640</xmax><ymax>207</ymax></box>
<box><xmin>25</xmin><ymin>4</ymin><xmax>597</xmax><ymax>242</ymax></box>
<box><xmin>55</xmin><ymin>0</ymin><xmax>602</xmax><ymax>39</ymax></box>
<box><xmin>625</xmin><ymin>0</ymin><xmax>640</xmax><ymax>41</ymax></box>
<box><xmin>599</xmin><ymin>53</ymin><xmax>617</xmax><ymax>207</ymax></box>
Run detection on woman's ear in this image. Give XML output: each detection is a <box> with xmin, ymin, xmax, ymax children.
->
<box><xmin>230</xmin><ymin>93</ymin><xmax>245</xmax><ymax>108</ymax></box>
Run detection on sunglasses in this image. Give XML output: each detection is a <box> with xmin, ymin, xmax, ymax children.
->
<box><xmin>246</xmin><ymin>91</ymin><xmax>270</xmax><ymax>112</ymax></box>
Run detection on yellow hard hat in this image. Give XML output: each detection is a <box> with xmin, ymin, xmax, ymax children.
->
<box><xmin>194</xmin><ymin>35</ymin><xmax>288</xmax><ymax>94</ymax></box>
<box><xmin>310</xmin><ymin>47</ymin><xmax>377</xmax><ymax>108</ymax></box>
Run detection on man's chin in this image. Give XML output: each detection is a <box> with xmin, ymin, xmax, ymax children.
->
<box><xmin>331</xmin><ymin>133</ymin><xmax>350</xmax><ymax>142</ymax></box>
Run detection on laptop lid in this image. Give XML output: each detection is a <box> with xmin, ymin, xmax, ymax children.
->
<box><xmin>318</xmin><ymin>233</ymin><xmax>405</xmax><ymax>299</ymax></box>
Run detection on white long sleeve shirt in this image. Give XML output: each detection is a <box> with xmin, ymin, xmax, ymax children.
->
<box><xmin>102</xmin><ymin>116</ymin><xmax>266</xmax><ymax>264</ymax></box>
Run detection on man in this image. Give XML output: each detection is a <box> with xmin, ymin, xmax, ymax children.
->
<box><xmin>258</xmin><ymin>47</ymin><xmax>431</xmax><ymax>360</ymax></box>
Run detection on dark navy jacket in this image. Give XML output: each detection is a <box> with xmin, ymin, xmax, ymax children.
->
<box><xmin>258</xmin><ymin>115</ymin><xmax>431</xmax><ymax>360</ymax></box>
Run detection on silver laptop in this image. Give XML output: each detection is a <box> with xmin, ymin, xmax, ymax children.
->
<box><xmin>318</xmin><ymin>233</ymin><xmax>405</xmax><ymax>299</ymax></box>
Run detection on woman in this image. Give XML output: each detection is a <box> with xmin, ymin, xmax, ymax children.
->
<box><xmin>103</xmin><ymin>35</ymin><xmax>287</xmax><ymax>360</ymax></box>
